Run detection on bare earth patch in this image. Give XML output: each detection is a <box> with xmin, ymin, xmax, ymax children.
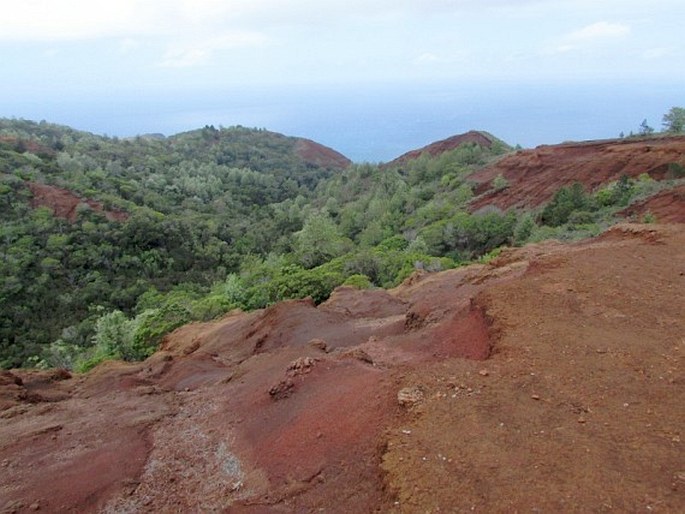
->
<box><xmin>1</xmin><ymin>223</ymin><xmax>684</xmax><ymax>512</ymax></box>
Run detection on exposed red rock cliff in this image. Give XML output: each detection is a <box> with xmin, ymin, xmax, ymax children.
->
<box><xmin>468</xmin><ymin>135</ymin><xmax>685</xmax><ymax>211</ymax></box>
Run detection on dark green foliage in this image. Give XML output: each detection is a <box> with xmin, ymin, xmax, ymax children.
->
<box><xmin>420</xmin><ymin>211</ymin><xmax>517</xmax><ymax>260</ymax></box>
<box><xmin>668</xmin><ymin>163</ymin><xmax>685</xmax><ymax>179</ymax></box>
<box><xmin>540</xmin><ymin>182</ymin><xmax>590</xmax><ymax>226</ymax></box>
<box><xmin>0</xmin><ymin>118</ymin><xmax>528</xmax><ymax>369</ymax></box>
<box><xmin>0</xmin><ymin>119</ymin><xmax>344</xmax><ymax>367</ymax></box>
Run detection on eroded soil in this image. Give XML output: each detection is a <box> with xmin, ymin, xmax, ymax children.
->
<box><xmin>469</xmin><ymin>135</ymin><xmax>685</xmax><ymax>211</ymax></box>
<box><xmin>27</xmin><ymin>182</ymin><xmax>129</xmax><ymax>222</ymax></box>
<box><xmin>1</xmin><ymin>224</ymin><xmax>684</xmax><ymax>512</ymax></box>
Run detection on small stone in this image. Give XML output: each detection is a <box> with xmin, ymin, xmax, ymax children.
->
<box><xmin>478</xmin><ymin>369</ymin><xmax>489</xmax><ymax>377</ymax></box>
<box><xmin>30</xmin><ymin>502</ymin><xmax>41</xmax><ymax>511</ymax></box>
<box><xmin>309</xmin><ymin>338</ymin><xmax>329</xmax><ymax>352</ymax></box>
<box><xmin>577</xmin><ymin>417</ymin><xmax>586</xmax><ymax>424</ymax></box>
<box><xmin>287</xmin><ymin>356</ymin><xmax>317</xmax><ymax>375</ymax></box>
<box><xmin>531</xmin><ymin>394</ymin><xmax>540</xmax><ymax>400</ymax></box>
<box><xmin>397</xmin><ymin>386</ymin><xmax>424</xmax><ymax>407</ymax></box>
<box><xmin>268</xmin><ymin>377</ymin><xmax>295</xmax><ymax>400</ymax></box>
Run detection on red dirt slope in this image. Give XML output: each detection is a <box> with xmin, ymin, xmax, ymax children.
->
<box><xmin>27</xmin><ymin>182</ymin><xmax>129</xmax><ymax>222</ymax></box>
<box><xmin>385</xmin><ymin>130</ymin><xmax>494</xmax><ymax>168</ymax></box>
<box><xmin>295</xmin><ymin>139</ymin><xmax>351</xmax><ymax>170</ymax></box>
<box><xmin>469</xmin><ymin>135</ymin><xmax>685</xmax><ymax>212</ymax></box>
<box><xmin>1</xmin><ymin>224</ymin><xmax>684</xmax><ymax>512</ymax></box>
<box><xmin>620</xmin><ymin>184</ymin><xmax>685</xmax><ymax>223</ymax></box>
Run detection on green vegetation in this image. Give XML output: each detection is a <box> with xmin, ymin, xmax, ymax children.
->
<box><xmin>662</xmin><ymin>107</ymin><xmax>685</xmax><ymax>134</ymax></box>
<box><xmin>1</xmin><ymin>118</ymin><xmax>682</xmax><ymax>370</ymax></box>
<box><xmin>625</xmin><ymin>106</ymin><xmax>685</xmax><ymax>138</ymax></box>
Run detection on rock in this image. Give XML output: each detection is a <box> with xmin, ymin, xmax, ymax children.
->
<box><xmin>531</xmin><ymin>394</ymin><xmax>540</xmax><ymax>400</ymax></box>
<box><xmin>397</xmin><ymin>386</ymin><xmax>424</xmax><ymax>407</ymax></box>
<box><xmin>479</xmin><ymin>369</ymin><xmax>489</xmax><ymax>377</ymax></box>
<box><xmin>404</xmin><ymin>310</ymin><xmax>427</xmax><ymax>331</ymax></box>
<box><xmin>48</xmin><ymin>368</ymin><xmax>71</xmax><ymax>381</ymax></box>
<box><xmin>309</xmin><ymin>338</ymin><xmax>329</xmax><ymax>352</ymax></box>
<box><xmin>341</xmin><ymin>348</ymin><xmax>375</xmax><ymax>365</ymax></box>
<box><xmin>287</xmin><ymin>356</ymin><xmax>317</xmax><ymax>376</ymax></box>
<box><xmin>268</xmin><ymin>378</ymin><xmax>295</xmax><ymax>400</ymax></box>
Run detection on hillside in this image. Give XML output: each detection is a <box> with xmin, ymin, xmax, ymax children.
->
<box><xmin>0</xmin><ymin>120</ymin><xmax>352</xmax><ymax>367</ymax></box>
<box><xmin>2</xmin><ymin>119</ymin><xmax>684</xmax><ymax>374</ymax></box>
<box><xmin>468</xmin><ymin>135</ymin><xmax>685</xmax><ymax>212</ymax></box>
<box><xmin>1</xmin><ymin>222</ymin><xmax>683</xmax><ymax>511</ymax></box>
<box><xmin>2</xmin><ymin>117</ymin><xmax>685</xmax><ymax>510</ymax></box>
<box><xmin>383</xmin><ymin>130</ymin><xmax>504</xmax><ymax>168</ymax></box>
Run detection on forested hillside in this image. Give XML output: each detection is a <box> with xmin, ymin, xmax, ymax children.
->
<box><xmin>1</xmin><ymin>118</ymin><xmax>683</xmax><ymax>370</ymax></box>
<box><xmin>0</xmin><ymin>120</ymin><xmax>350</xmax><ymax>367</ymax></box>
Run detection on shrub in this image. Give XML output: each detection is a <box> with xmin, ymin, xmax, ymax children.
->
<box><xmin>540</xmin><ymin>183</ymin><xmax>589</xmax><ymax>226</ymax></box>
<box><xmin>342</xmin><ymin>274</ymin><xmax>372</xmax><ymax>289</ymax></box>
<box><xmin>567</xmin><ymin>210</ymin><xmax>595</xmax><ymax>226</ymax></box>
<box><xmin>491</xmin><ymin>174</ymin><xmax>509</xmax><ymax>191</ymax></box>
<box><xmin>642</xmin><ymin>211</ymin><xmax>656</xmax><ymax>224</ymax></box>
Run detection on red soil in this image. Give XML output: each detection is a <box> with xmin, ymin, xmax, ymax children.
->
<box><xmin>0</xmin><ymin>136</ymin><xmax>55</xmax><ymax>158</ymax></box>
<box><xmin>386</xmin><ymin>130</ymin><xmax>494</xmax><ymax>168</ymax></box>
<box><xmin>295</xmin><ymin>139</ymin><xmax>352</xmax><ymax>170</ymax></box>
<box><xmin>3</xmin><ymin>223</ymin><xmax>683</xmax><ymax>512</ymax></box>
<box><xmin>469</xmin><ymin>135</ymin><xmax>685</xmax><ymax>212</ymax></box>
<box><xmin>27</xmin><ymin>182</ymin><xmax>129</xmax><ymax>223</ymax></box>
<box><xmin>620</xmin><ymin>184</ymin><xmax>685</xmax><ymax>224</ymax></box>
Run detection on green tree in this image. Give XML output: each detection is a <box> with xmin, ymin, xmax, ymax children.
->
<box><xmin>540</xmin><ymin>183</ymin><xmax>590</xmax><ymax>227</ymax></box>
<box><xmin>662</xmin><ymin>107</ymin><xmax>685</xmax><ymax>133</ymax></box>
<box><xmin>294</xmin><ymin>213</ymin><xmax>348</xmax><ymax>268</ymax></box>
<box><xmin>639</xmin><ymin>119</ymin><xmax>654</xmax><ymax>136</ymax></box>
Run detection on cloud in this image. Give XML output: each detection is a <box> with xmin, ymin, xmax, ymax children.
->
<box><xmin>414</xmin><ymin>52</ymin><xmax>441</xmax><ymax>64</ymax></box>
<box><xmin>0</xmin><ymin>0</ymin><xmax>546</xmax><ymax>42</ymax></box>
<box><xmin>158</xmin><ymin>32</ymin><xmax>269</xmax><ymax>68</ymax></box>
<box><xmin>640</xmin><ymin>47</ymin><xmax>674</xmax><ymax>60</ymax></box>
<box><xmin>567</xmin><ymin>21</ymin><xmax>631</xmax><ymax>42</ymax></box>
<box><xmin>118</xmin><ymin>38</ymin><xmax>140</xmax><ymax>54</ymax></box>
<box><xmin>543</xmin><ymin>21</ymin><xmax>631</xmax><ymax>54</ymax></box>
<box><xmin>0</xmin><ymin>0</ymin><xmax>151</xmax><ymax>41</ymax></box>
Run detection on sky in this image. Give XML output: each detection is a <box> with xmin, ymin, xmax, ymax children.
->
<box><xmin>0</xmin><ymin>0</ymin><xmax>683</xmax><ymax>161</ymax></box>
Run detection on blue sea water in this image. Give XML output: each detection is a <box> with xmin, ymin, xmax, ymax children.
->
<box><xmin>1</xmin><ymin>81</ymin><xmax>681</xmax><ymax>162</ymax></box>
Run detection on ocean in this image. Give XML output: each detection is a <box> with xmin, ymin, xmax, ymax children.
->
<box><xmin>2</xmin><ymin>80</ymin><xmax>681</xmax><ymax>162</ymax></box>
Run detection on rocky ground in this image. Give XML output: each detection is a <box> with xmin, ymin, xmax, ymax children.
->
<box><xmin>1</xmin><ymin>223</ymin><xmax>684</xmax><ymax>512</ymax></box>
